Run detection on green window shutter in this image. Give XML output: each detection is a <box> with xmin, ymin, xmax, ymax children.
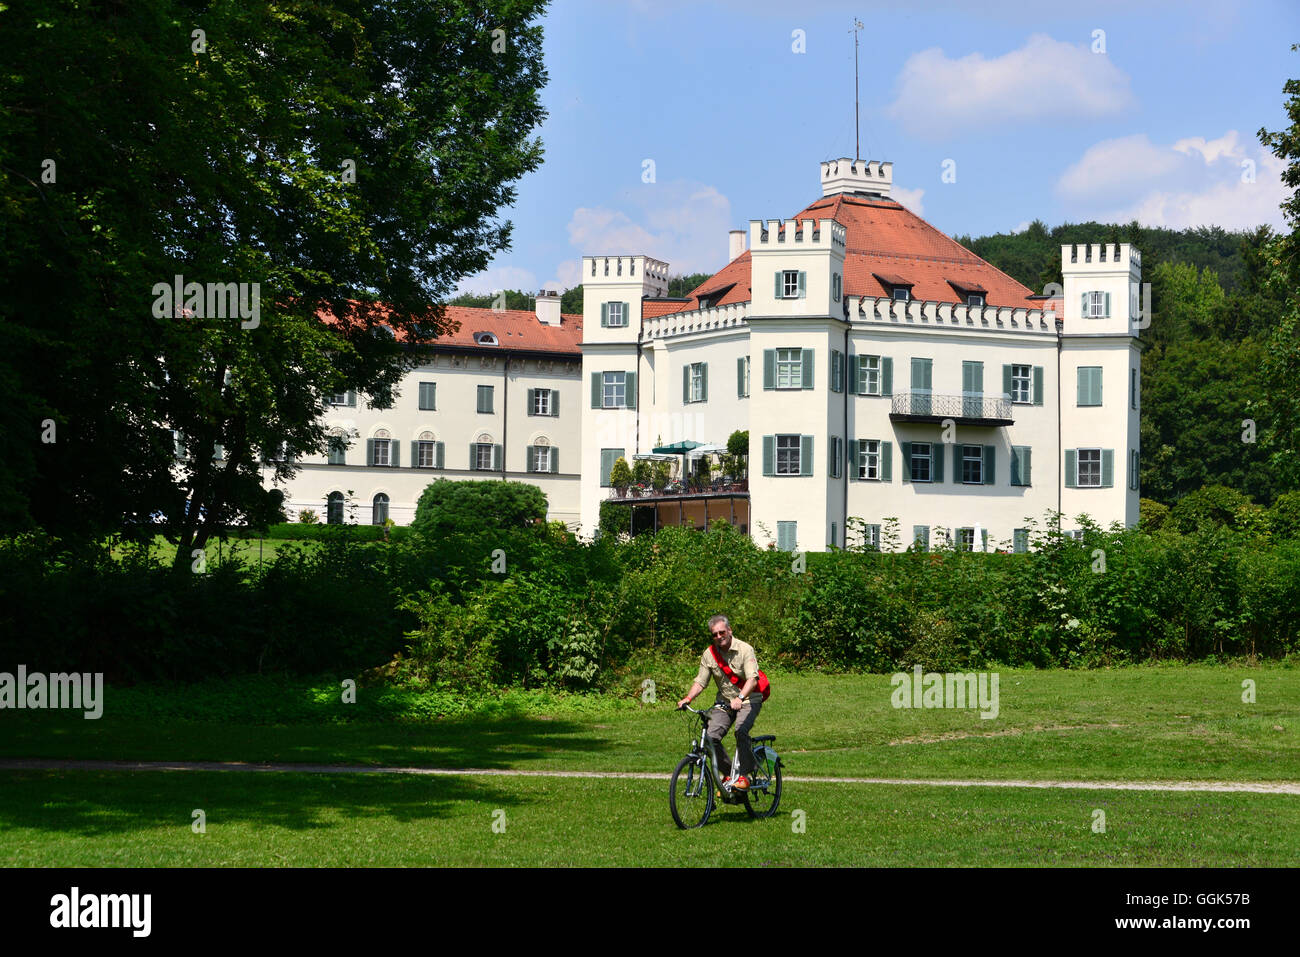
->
<box><xmin>881</xmin><ymin>357</ymin><xmax>893</xmax><ymax>396</ymax></box>
<box><xmin>701</xmin><ymin>363</ymin><xmax>708</xmax><ymax>402</ymax></box>
<box><xmin>1002</xmin><ymin>365</ymin><xmax>1013</xmax><ymax>398</ymax></box>
<box><xmin>828</xmin><ymin>438</ymin><xmax>836</xmax><ymax>477</ymax></box>
<box><xmin>764</xmin><ymin>349</ymin><xmax>775</xmax><ymax>389</ymax></box>
<box><xmin>1081</xmin><ymin>292</ymin><xmax>1089</xmax><ymax>317</ymax></box>
<box><xmin>797</xmin><ymin>271</ymin><xmax>806</xmax><ymax>298</ymax></box>
<box><xmin>1077</xmin><ymin>369</ymin><xmax>1087</xmax><ymax>406</ymax></box>
<box><xmin>525</xmin><ymin>445</ymin><xmax>535</xmax><ymax>472</ymax></box>
<box><xmin>855</xmin><ymin>355</ymin><xmax>866</xmax><ymax>394</ymax></box>
<box><xmin>683</xmin><ymin>365</ymin><xmax>690</xmax><ymax>404</ymax></box>
<box><xmin>933</xmin><ymin>443</ymin><xmax>945</xmax><ymax>482</ymax></box>
<box><xmin>346</xmin><ymin>390</ymin><xmax>356</xmax><ymax>408</ymax></box>
<box><xmin>492</xmin><ymin>444</ymin><xmax>501</xmax><ymax>471</ymax></box>
<box><xmin>983</xmin><ymin>445</ymin><xmax>995</xmax><ymax>485</ymax></box>
<box><xmin>1102</xmin><ymin>449</ymin><xmax>1114</xmax><ymax>487</ymax></box>
<box><xmin>435</xmin><ymin>442</ymin><xmax>445</xmax><ymax>469</ymax></box>
<box><xmin>801</xmin><ymin>435</ymin><xmax>813</xmax><ymax>475</ymax></box>
<box><xmin>601</xmin><ymin>302</ymin><xmax>608</xmax><ymax>327</ymax></box>
<box><xmin>737</xmin><ymin>357</ymin><xmax>745</xmax><ymax>397</ymax></box>
<box><xmin>849</xmin><ymin>439</ymin><xmax>860</xmax><ymax>480</ymax></box>
<box><xmin>1104</xmin><ymin>292</ymin><xmax>1111</xmax><ymax>317</ymax></box>
<box><xmin>1021</xmin><ymin>448</ymin><xmax>1031</xmax><ymax>486</ymax></box>
<box><xmin>526</xmin><ymin>388</ymin><xmax>535</xmax><ymax>415</ymax></box>
<box><xmin>762</xmin><ymin>436</ymin><xmax>774</xmax><ymax>476</ymax></box>
<box><xmin>830</xmin><ymin>351</ymin><xmax>839</xmax><ymax>393</ymax></box>
<box><xmin>774</xmin><ymin>272</ymin><xmax>782</xmax><ymax>299</ymax></box>
<box><xmin>591</xmin><ymin>372</ymin><xmax>601</xmax><ymax>409</ymax></box>
<box><xmin>1065</xmin><ymin>450</ymin><xmax>1077</xmax><ymax>488</ymax></box>
<box><xmin>1032</xmin><ymin>367</ymin><xmax>1044</xmax><ymax>405</ymax></box>
<box><xmin>962</xmin><ymin>361</ymin><xmax>975</xmax><ymax>394</ymax></box>
<box><xmin>623</xmin><ymin>302</ymin><xmax>630</xmax><ymax>324</ymax></box>
<box><xmin>1094</xmin><ymin>368</ymin><xmax>1102</xmax><ymax>406</ymax></box>
<box><xmin>391</xmin><ymin>442</ymin><xmax>400</xmax><ymax>468</ymax></box>
<box><xmin>914</xmin><ymin>526</ymin><xmax>929</xmax><ymax>550</ymax></box>
<box><xmin>410</xmin><ymin>441</ymin><xmax>417</xmax><ymax>466</ymax></box>
<box><xmin>626</xmin><ymin>372</ymin><xmax>637</xmax><ymax>409</ymax></box>
<box><xmin>801</xmin><ymin>349</ymin><xmax>814</xmax><ymax>389</ymax></box>
<box><xmin>366</xmin><ymin>438</ymin><xmax>375</xmax><ymax>465</ymax></box>
<box><xmin>881</xmin><ymin>441</ymin><xmax>893</xmax><ymax>482</ymax></box>
<box><xmin>552</xmin><ymin>391</ymin><xmax>560</xmax><ymax>416</ymax></box>
<box><xmin>470</xmin><ymin>442</ymin><xmax>478</xmax><ymax>469</ymax></box>
<box><xmin>901</xmin><ymin>441</ymin><xmax>912</xmax><ymax>482</ymax></box>
<box><xmin>551</xmin><ymin>449</ymin><xmax>559</xmax><ymax>474</ymax></box>
<box><xmin>1014</xmin><ymin>529</ymin><xmax>1028</xmax><ymax>553</ymax></box>
<box><xmin>1010</xmin><ymin>447</ymin><xmax>1021</xmax><ymax>486</ymax></box>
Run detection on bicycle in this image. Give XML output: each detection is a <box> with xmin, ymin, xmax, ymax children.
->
<box><xmin>669</xmin><ymin>702</ymin><xmax>783</xmax><ymax>829</ymax></box>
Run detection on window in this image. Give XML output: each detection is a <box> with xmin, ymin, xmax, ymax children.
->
<box><xmin>913</xmin><ymin>526</ymin><xmax>930</xmax><ymax>551</ymax></box>
<box><xmin>829</xmin><ymin>436</ymin><xmax>843</xmax><ymax>478</ymax></box>
<box><xmin>326</xmin><ymin>391</ymin><xmax>348</xmax><ymax>406</ymax></box>
<box><xmin>864</xmin><ymin>524</ymin><xmax>881</xmax><ymax>550</ymax></box>
<box><xmin>686</xmin><ymin>362</ymin><xmax>707</xmax><ymax>403</ymax></box>
<box><xmin>418</xmin><ymin>381</ymin><xmax>436</xmax><ymax>411</ymax></box>
<box><xmin>327</xmin><ymin>434</ymin><xmax>346</xmax><ymax>465</ymax></box>
<box><xmin>1011</xmin><ymin>365</ymin><xmax>1032</xmax><ymax>404</ymax></box>
<box><xmin>474</xmin><ymin>332</ymin><xmax>497</xmax><ymax>345</ymax></box>
<box><xmin>602</xmin><ymin>371</ymin><xmax>627</xmax><ymax>408</ymax></box>
<box><xmin>961</xmin><ymin>446</ymin><xmax>983</xmax><ymax>484</ymax></box>
<box><xmin>777</xmin><ymin>521</ymin><xmax>797</xmax><ymax>552</ymax></box>
<box><xmin>599</xmin><ymin>448</ymin><xmax>625</xmax><ymax>487</ymax></box>
<box><xmin>371</xmin><ymin>437</ymin><xmax>391</xmax><ymax>467</ymax></box>
<box><xmin>962</xmin><ymin>361</ymin><xmax>983</xmax><ymax>417</ymax></box>
<box><xmin>737</xmin><ymin>356</ymin><xmax>750</xmax><ymax>397</ymax></box>
<box><xmin>532</xmin><ymin>388</ymin><xmax>552</xmax><ymax>416</ymax></box>
<box><xmin>605</xmin><ymin>301</ymin><xmax>626</xmax><ymax>327</ymax></box>
<box><xmin>326</xmin><ymin>492</ymin><xmax>344</xmax><ymax>525</ymax></box>
<box><xmin>776</xmin><ymin>348</ymin><xmax>802</xmax><ymax>389</ymax></box>
<box><xmin>776</xmin><ymin>435</ymin><xmax>801</xmax><ymax>475</ymax></box>
<box><xmin>417</xmin><ymin>441</ymin><xmax>436</xmax><ymax>468</ymax></box>
<box><xmin>893</xmin><ymin>287</ymin><xmax>911</xmax><ymax>302</ymax></box>
<box><xmin>956</xmin><ymin>528</ymin><xmax>975</xmax><ymax>552</ymax></box>
<box><xmin>831</xmin><ymin>350</ymin><xmax>844</xmax><ymax>393</ymax></box>
<box><xmin>781</xmin><ymin>270</ymin><xmax>801</xmax><ymax>299</ymax></box>
<box><xmin>1077</xmin><ymin>448</ymin><xmax>1102</xmax><ymax>487</ymax></box>
<box><xmin>967</xmin><ymin>294</ymin><xmax>984</xmax><ymax>307</ymax></box>
<box><xmin>533</xmin><ymin>445</ymin><xmax>551</xmax><ymax>473</ymax></box>
<box><xmin>372</xmin><ymin>493</ymin><xmax>389</xmax><ymax>525</ymax></box>
<box><xmin>1013</xmin><ymin>528</ymin><xmax>1029</xmax><ymax>554</ymax></box>
<box><xmin>1084</xmin><ymin>291</ymin><xmax>1110</xmax><ymax>318</ymax></box>
<box><xmin>1130</xmin><ymin>449</ymin><xmax>1140</xmax><ymax>490</ymax></box>
<box><xmin>833</xmin><ymin>274</ymin><xmax>841</xmax><ymax>302</ymax></box>
<box><xmin>1077</xmin><ymin>367</ymin><xmax>1103</xmax><ymax>407</ymax></box>
<box><xmin>859</xmin><ymin>439</ymin><xmax>880</xmax><ymax>480</ymax></box>
<box><xmin>477</xmin><ymin>385</ymin><xmax>494</xmax><ymax>414</ymax></box>
<box><xmin>1130</xmin><ymin>368</ymin><xmax>1137</xmax><ymax>410</ymax></box>
<box><xmin>1010</xmin><ymin>446</ymin><xmax>1032</xmax><ymax>486</ymax></box>
<box><xmin>474</xmin><ymin>443</ymin><xmax>495</xmax><ymax>471</ymax></box>
<box><xmin>910</xmin><ymin>442</ymin><xmax>932</xmax><ymax>482</ymax></box>
<box><xmin>858</xmin><ymin>355</ymin><xmax>881</xmax><ymax>395</ymax></box>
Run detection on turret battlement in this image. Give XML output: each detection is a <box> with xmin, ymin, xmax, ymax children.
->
<box><xmin>749</xmin><ymin>218</ymin><xmax>846</xmax><ymax>251</ymax></box>
<box><xmin>582</xmin><ymin>255</ymin><xmax>671</xmax><ymax>297</ymax></box>
<box><xmin>1062</xmin><ymin>243</ymin><xmax>1141</xmax><ymax>275</ymax></box>
<box><xmin>820</xmin><ymin>157</ymin><xmax>892</xmax><ymax>198</ymax></box>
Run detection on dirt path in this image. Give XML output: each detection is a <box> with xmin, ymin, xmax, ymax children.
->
<box><xmin>3</xmin><ymin>758</ymin><xmax>1299</xmax><ymax>794</ymax></box>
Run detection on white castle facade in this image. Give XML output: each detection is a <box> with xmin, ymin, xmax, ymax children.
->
<box><xmin>265</xmin><ymin>159</ymin><xmax>1142</xmax><ymax>552</ymax></box>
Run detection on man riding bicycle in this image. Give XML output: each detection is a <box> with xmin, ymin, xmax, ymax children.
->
<box><xmin>676</xmin><ymin>614</ymin><xmax>762</xmax><ymax>791</ymax></box>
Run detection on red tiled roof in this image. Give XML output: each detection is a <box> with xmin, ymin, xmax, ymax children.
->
<box><xmin>316</xmin><ymin>302</ymin><xmax>583</xmax><ymax>355</ymax></box>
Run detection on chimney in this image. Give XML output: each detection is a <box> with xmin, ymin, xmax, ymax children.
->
<box><xmin>728</xmin><ymin>229</ymin><xmax>746</xmax><ymax>262</ymax></box>
<box><xmin>535</xmin><ymin>289</ymin><xmax>561</xmax><ymax>326</ymax></box>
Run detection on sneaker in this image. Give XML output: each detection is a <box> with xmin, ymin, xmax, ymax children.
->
<box><xmin>732</xmin><ymin>775</ymin><xmax>750</xmax><ymax>791</ymax></box>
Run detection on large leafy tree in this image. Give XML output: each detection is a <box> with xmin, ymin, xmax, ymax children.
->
<box><xmin>0</xmin><ymin>0</ymin><xmax>548</xmax><ymax>565</ymax></box>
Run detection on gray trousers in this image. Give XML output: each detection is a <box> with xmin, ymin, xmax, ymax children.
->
<box><xmin>706</xmin><ymin>697</ymin><xmax>762</xmax><ymax>777</ymax></box>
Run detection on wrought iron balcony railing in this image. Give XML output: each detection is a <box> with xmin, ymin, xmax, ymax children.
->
<box><xmin>889</xmin><ymin>392</ymin><xmax>1014</xmax><ymax>425</ymax></box>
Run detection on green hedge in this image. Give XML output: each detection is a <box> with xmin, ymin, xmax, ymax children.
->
<box><xmin>228</xmin><ymin>523</ymin><xmax>410</xmax><ymax>542</ymax></box>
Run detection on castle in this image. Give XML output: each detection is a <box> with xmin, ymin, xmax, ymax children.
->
<box><xmin>264</xmin><ymin>158</ymin><xmax>1142</xmax><ymax>551</ymax></box>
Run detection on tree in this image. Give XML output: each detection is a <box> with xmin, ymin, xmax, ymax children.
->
<box><xmin>411</xmin><ymin>480</ymin><xmax>548</xmax><ymax>539</ymax></box>
<box><xmin>449</xmin><ymin>289</ymin><xmax>537</xmax><ymax>311</ymax></box>
<box><xmin>0</xmin><ymin>0</ymin><xmax>548</xmax><ymax>567</ymax></box>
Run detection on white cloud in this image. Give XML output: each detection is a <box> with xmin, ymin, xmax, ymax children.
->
<box><xmin>891</xmin><ymin>186</ymin><xmax>925</xmax><ymax>218</ymax></box>
<box><xmin>887</xmin><ymin>34</ymin><xmax>1134</xmax><ymax>138</ymax></box>
<box><xmin>1056</xmin><ymin>130</ymin><xmax>1287</xmax><ymax>231</ymax></box>
<box><xmin>565</xmin><ymin>180</ymin><xmax>735</xmax><ymax>275</ymax></box>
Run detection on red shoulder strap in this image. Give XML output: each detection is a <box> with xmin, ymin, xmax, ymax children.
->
<box><xmin>709</xmin><ymin>644</ymin><xmax>742</xmax><ymax>687</ymax></box>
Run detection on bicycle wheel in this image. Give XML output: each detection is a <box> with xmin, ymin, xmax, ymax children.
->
<box><xmin>669</xmin><ymin>754</ymin><xmax>715</xmax><ymax>829</ymax></box>
<box><xmin>744</xmin><ymin>746</ymin><xmax>782</xmax><ymax>819</ymax></box>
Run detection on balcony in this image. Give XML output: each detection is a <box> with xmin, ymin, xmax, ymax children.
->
<box><xmin>889</xmin><ymin>392</ymin><xmax>1013</xmax><ymax>427</ymax></box>
<box><xmin>606</xmin><ymin>479</ymin><xmax>749</xmax><ymax>501</ymax></box>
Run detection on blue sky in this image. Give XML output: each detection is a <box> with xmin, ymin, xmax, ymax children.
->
<box><xmin>456</xmin><ymin>0</ymin><xmax>1299</xmax><ymax>296</ymax></box>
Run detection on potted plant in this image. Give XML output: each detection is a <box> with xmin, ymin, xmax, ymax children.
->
<box><xmin>609</xmin><ymin>456</ymin><xmax>632</xmax><ymax>497</ymax></box>
<box><xmin>652</xmin><ymin>460</ymin><xmax>670</xmax><ymax>492</ymax></box>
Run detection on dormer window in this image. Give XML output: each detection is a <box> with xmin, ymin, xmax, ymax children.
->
<box><xmin>874</xmin><ymin>272</ymin><xmax>914</xmax><ymax>302</ymax></box>
<box><xmin>474</xmin><ymin>331</ymin><xmax>498</xmax><ymax>345</ymax></box>
<box><xmin>893</xmin><ymin>287</ymin><xmax>910</xmax><ymax>302</ymax></box>
<box><xmin>967</xmin><ymin>294</ymin><xmax>984</xmax><ymax>307</ymax></box>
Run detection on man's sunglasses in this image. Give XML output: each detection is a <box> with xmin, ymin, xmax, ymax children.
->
<box><xmin>711</xmin><ymin>629</ymin><xmax>728</xmax><ymax>637</ymax></box>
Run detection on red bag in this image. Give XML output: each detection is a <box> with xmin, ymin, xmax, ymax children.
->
<box><xmin>709</xmin><ymin>645</ymin><xmax>771</xmax><ymax>701</ymax></box>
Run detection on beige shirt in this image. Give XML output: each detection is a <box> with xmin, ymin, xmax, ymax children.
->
<box><xmin>694</xmin><ymin>638</ymin><xmax>759</xmax><ymax>701</ymax></box>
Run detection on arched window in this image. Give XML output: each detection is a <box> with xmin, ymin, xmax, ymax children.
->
<box><xmin>327</xmin><ymin>491</ymin><xmax>344</xmax><ymax>525</ymax></box>
<box><xmin>372</xmin><ymin>493</ymin><xmax>389</xmax><ymax>525</ymax></box>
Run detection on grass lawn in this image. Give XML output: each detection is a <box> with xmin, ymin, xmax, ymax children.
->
<box><xmin>2</xmin><ymin>665</ymin><xmax>1297</xmax><ymax>865</ymax></box>
<box><xmin>110</xmin><ymin>534</ymin><xmax>323</xmax><ymax>569</ymax></box>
